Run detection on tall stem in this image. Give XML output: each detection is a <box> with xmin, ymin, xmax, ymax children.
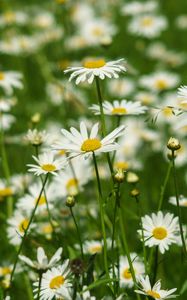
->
<box><xmin>9</xmin><ymin>174</ymin><xmax>49</xmax><ymax>285</ymax></box>
<box><xmin>37</xmin><ymin>272</ymin><xmax>43</xmax><ymax>300</ymax></box>
<box><xmin>157</xmin><ymin>162</ymin><xmax>172</xmax><ymax>211</ymax></box>
<box><xmin>152</xmin><ymin>246</ymin><xmax>159</xmax><ymax>285</ymax></box>
<box><xmin>92</xmin><ymin>152</ymin><xmax>110</xmax><ymax>281</ymax></box>
<box><xmin>0</xmin><ymin>111</ymin><xmax>13</xmax><ymax>217</ymax></box>
<box><xmin>95</xmin><ymin>78</ymin><xmax>114</xmax><ymax>178</ymax></box>
<box><xmin>70</xmin><ymin>207</ymin><xmax>84</xmax><ymax>259</ymax></box>
<box><xmin>135</xmin><ymin>195</ymin><xmax>148</xmax><ymax>274</ymax></box>
<box><xmin>119</xmin><ymin>209</ymin><xmax>141</xmax><ymax>300</ymax></box>
<box><xmin>171</xmin><ymin>151</ymin><xmax>187</xmax><ymax>257</ymax></box>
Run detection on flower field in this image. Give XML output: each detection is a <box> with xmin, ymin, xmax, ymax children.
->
<box><xmin>0</xmin><ymin>0</ymin><xmax>187</xmax><ymax>299</ymax></box>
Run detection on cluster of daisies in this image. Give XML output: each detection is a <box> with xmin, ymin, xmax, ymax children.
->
<box><xmin>1</xmin><ymin>0</ymin><xmax>187</xmax><ymax>300</ymax></box>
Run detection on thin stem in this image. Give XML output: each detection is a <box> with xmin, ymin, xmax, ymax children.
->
<box><xmin>10</xmin><ymin>174</ymin><xmax>49</xmax><ymax>285</ymax></box>
<box><xmin>152</xmin><ymin>246</ymin><xmax>159</xmax><ymax>284</ymax></box>
<box><xmin>0</xmin><ymin>111</ymin><xmax>13</xmax><ymax>217</ymax></box>
<box><xmin>70</xmin><ymin>207</ymin><xmax>84</xmax><ymax>259</ymax></box>
<box><xmin>95</xmin><ymin>78</ymin><xmax>114</xmax><ymax>179</ymax></box>
<box><xmin>171</xmin><ymin>151</ymin><xmax>187</xmax><ymax>257</ymax></box>
<box><xmin>119</xmin><ymin>209</ymin><xmax>141</xmax><ymax>300</ymax></box>
<box><xmin>92</xmin><ymin>152</ymin><xmax>110</xmax><ymax>282</ymax></box>
<box><xmin>135</xmin><ymin>195</ymin><xmax>148</xmax><ymax>274</ymax></box>
<box><xmin>37</xmin><ymin>272</ymin><xmax>43</xmax><ymax>300</ymax></box>
<box><xmin>157</xmin><ymin>162</ymin><xmax>172</xmax><ymax>211</ymax></box>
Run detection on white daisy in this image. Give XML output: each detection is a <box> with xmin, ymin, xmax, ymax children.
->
<box><xmin>177</xmin><ymin>85</ymin><xmax>187</xmax><ymax>102</ymax></box>
<box><xmin>0</xmin><ymin>180</ymin><xmax>14</xmax><ymax>200</ymax></box>
<box><xmin>128</xmin><ymin>14</ymin><xmax>167</xmax><ymax>38</ymax></box>
<box><xmin>64</xmin><ymin>58</ymin><xmax>126</xmax><ymax>84</ymax></box>
<box><xmin>90</xmin><ymin>100</ymin><xmax>147</xmax><ymax>116</ymax></box>
<box><xmin>27</xmin><ymin>152</ymin><xmax>67</xmax><ymax>176</ymax></box>
<box><xmin>16</xmin><ymin>183</ymin><xmax>54</xmax><ymax>214</ymax></box>
<box><xmin>25</xmin><ymin>129</ymin><xmax>48</xmax><ymax>146</ymax></box>
<box><xmin>121</xmin><ymin>1</ymin><xmax>158</xmax><ymax>16</ymax></box>
<box><xmin>119</xmin><ymin>253</ymin><xmax>145</xmax><ymax>288</ymax></box>
<box><xmin>19</xmin><ymin>247</ymin><xmax>62</xmax><ymax>271</ymax></box>
<box><xmin>169</xmin><ymin>195</ymin><xmax>187</xmax><ymax>207</ymax></box>
<box><xmin>7</xmin><ymin>210</ymin><xmax>35</xmax><ymax>246</ymax></box>
<box><xmin>83</xmin><ymin>240</ymin><xmax>103</xmax><ymax>255</ymax></box>
<box><xmin>139</xmin><ymin>71</ymin><xmax>180</xmax><ymax>92</ymax></box>
<box><xmin>0</xmin><ymin>113</ymin><xmax>15</xmax><ymax>131</ymax></box>
<box><xmin>107</xmin><ymin>78</ymin><xmax>135</xmax><ymax>98</ymax></box>
<box><xmin>139</xmin><ymin>211</ymin><xmax>179</xmax><ymax>254</ymax></box>
<box><xmin>0</xmin><ymin>71</ymin><xmax>23</xmax><ymax>95</ymax></box>
<box><xmin>33</xmin><ymin>262</ymin><xmax>72</xmax><ymax>300</ymax></box>
<box><xmin>135</xmin><ymin>275</ymin><xmax>177</xmax><ymax>299</ymax></box>
<box><xmin>55</xmin><ymin>122</ymin><xmax>125</xmax><ymax>159</ymax></box>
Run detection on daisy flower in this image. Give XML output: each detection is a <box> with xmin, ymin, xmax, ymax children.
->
<box><xmin>169</xmin><ymin>195</ymin><xmax>187</xmax><ymax>207</ymax></box>
<box><xmin>107</xmin><ymin>78</ymin><xmax>135</xmax><ymax>98</ymax></box>
<box><xmin>7</xmin><ymin>210</ymin><xmax>35</xmax><ymax>246</ymax></box>
<box><xmin>55</xmin><ymin>122</ymin><xmax>125</xmax><ymax>159</ymax></box>
<box><xmin>0</xmin><ymin>71</ymin><xmax>23</xmax><ymax>95</ymax></box>
<box><xmin>33</xmin><ymin>262</ymin><xmax>72</xmax><ymax>300</ymax></box>
<box><xmin>119</xmin><ymin>253</ymin><xmax>145</xmax><ymax>288</ymax></box>
<box><xmin>135</xmin><ymin>275</ymin><xmax>177</xmax><ymax>299</ymax></box>
<box><xmin>27</xmin><ymin>152</ymin><xmax>67</xmax><ymax>176</ymax></box>
<box><xmin>139</xmin><ymin>211</ymin><xmax>179</xmax><ymax>254</ymax></box>
<box><xmin>19</xmin><ymin>247</ymin><xmax>62</xmax><ymax>271</ymax></box>
<box><xmin>90</xmin><ymin>100</ymin><xmax>147</xmax><ymax>116</ymax></box>
<box><xmin>25</xmin><ymin>129</ymin><xmax>48</xmax><ymax>146</ymax></box>
<box><xmin>128</xmin><ymin>14</ymin><xmax>167</xmax><ymax>38</ymax></box>
<box><xmin>64</xmin><ymin>58</ymin><xmax>126</xmax><ymax>85</ymax></box>
<box><xmin>139</xmin><ymin>71</ymin><xmax>180</xmax><ymax>92</ymax></box>
<box><xmin>177</xmin><ymin>85</ymin><xmax>187</xmax><ymax>102</ymax></box>
<box><xmin>83</xmin><ymin>240</ymin><xmax>103</xmax><ymax>255</ymax></box>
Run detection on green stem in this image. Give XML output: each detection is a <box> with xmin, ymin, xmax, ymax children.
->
<box><xmin>157</xmin><ymin>162</ymin><xmax>172</xmax><ymax>211</ymax></box>
<box><xmin>0</xmin><ymin>111</ymin><xmax>13</xmax><ymax>217</ymax></box>
<box><xmin>23</xmin><ymin>273</ymin><xmax>34</xmax><ymax>300</ymax></box>
<box><xmin>70</xmin><ymin>207</ymin><xmax>84</xmax><ymax>260</ymax></box>
<box><xmin>92</xmin><ymin>152</ymin><xmax>110</xmax><ymax>282</ymax></box>
<box><xmin>37</xmin><ymin>272</ymin><xmax>43</xmax><ymax>300</ymax></box>
<box><xmin>9</xmin><ymin>174</ymin><xmax>49</xmax><ymax>285</ymax></box>
<box><xmin>119</xmin><ymin>209</ymin><xmax>141</xmax><ymax>300</ymax></box>
<box><xmin>95</xmin><ymin>78</ymin><xmax>114</xmax><ymax>179</ymax></box>
<box><xmin>135</xmin><ymin>195</ymin><xmax>148</xmax><ymax>274</ymax></box>
<box><xmin>152</xmin><ymin>246</ymin><xmax>159</xmax><ymax>284</ymax></box>
<box><xmin>171</xmin><ymin>151</ymin><xmax>187</xmax><ymax>257</ymax></box>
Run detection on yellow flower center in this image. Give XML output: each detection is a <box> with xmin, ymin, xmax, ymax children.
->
<box><xmin>141</xmin><ymin>17</ymin><xmax>154</xmax><ymax>27</ymax></box>
<box><xmin>1</xmin><ymin>267</ymin><xmax>11</xmax><ymax>276</ymax></box>
<box><xmin>162</xmin><ymin>107</ymin><xmax>173</xmax><ymax>117</ymax></box>
<box><xmin>42</xmin><ymin>224</ymin><xmax>53</xmax><ymax>234</ymax></box>
<box><xmin>122</xmin><ymin>268</ymin><xmax>132</xmax><ymax>279</ymax></box>
<box><xmin>81</xmin><ymin>138</ymin><xmax>101</xmax><ymax>152</ymax></box>
<box><xmin>152</xmin><ymin>227</ymin><xmax>167</xmax><ymax>240</ymax></box>
<box><xmin>112</xmin><ymin>107</ymin><xmax>127</xmax><ymax>115</ymax></box>
<box><xmin>83</xmin><ymin>59</ymin><xmax>106</xmax><ymax>69</ymax></box>
<box><xmin>0</xmin><ymin>187</ymin><xmax>13</xmax><ymax>197</ymax></box>
<box><xmin>49</xmin><ymin>275</ymin><xmax>65</xmax><ymax>289</ymax></box>
<box><xmin>41</xmin><ymin>164</ymin><xmax>57</xmax><ymax>172</ymax></box>
<box><xmin>66</xmin><ymin>178</ymin><xmax>79</xmax><ymax>195</ymax></box>
<box><xmin>4</xmin><ymin>11</ymin><xmax>15</xmax><ymax>22</ymax></box>
<box><xmin>89</xmin><ymin>244</ymin><xmax>102</xmax><ymax>254</ymax></box>
<box><xmin>19</xmin><ymin>219</ymin><xmax>29</xmax><ymax>233</ymax></box>
<box><xmin>155</xmin><ymin>79</ymin><xmax>168</xmax><ymax>90</ymax></box>
<box><xmin>58</xmin><ymin>150</ymin><xmax>66</xmax><ymax>156</ymax></box>
<box><xmin>0</xmin><ymin>72</ymin><xmax>5</xmax><ymax>80</ymax></box>
<box><xmin>35</xmin><ymin>195</ymin><xmax>46</xmax><ymax>206</ymax></box>
<box><xmin>114</xmin><ymin>161</ymin><xmax>129</xmax><ymax>170</ymax></box>
<box><xmin>147</xmin><ymin>290</ymin><xmax>161</xmax><ymax>299</ymax></box>
<box><xmin>92</xmin><ymin>27</ymin><xmax>103</xmax><ymax>37</ymax></box>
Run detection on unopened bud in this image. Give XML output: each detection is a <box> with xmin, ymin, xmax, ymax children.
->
<box><xmin>66</xmin><ymin>195</ymin><xmax>75</xmax><ymax>207</ymax></box>
<box><xmin>167</xmin><ymin>137</ymin><xmax>181</xmax><ymax>151</ymax></box>
<box><xmin>114</xmin><ymin>169</ymin><xmax>125</xmax><ymax>183</ymax></box>
<box><xmin>130</xmin><ymin>188</ymin><xmax>140</xmax><ymax>197</ymax></box>
<box><xmin>31</xmin><ymin>113</ymin><xmax>41</xmax><ymax>124</ymax></box>
<box><xmin>126</xmin><ymin>172</ymin><xmax>139</xmax><ymax>184</ymax></box>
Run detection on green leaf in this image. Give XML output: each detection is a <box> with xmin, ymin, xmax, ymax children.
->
<box><xmin>180</xmin><ymin>280</ymin><xmax>187</xmax><ymax>294</ymax></box>
<box><xmin>81</xmin><ymin>277</ymin><xmax>117</xmax><ymax>294</ymax></box>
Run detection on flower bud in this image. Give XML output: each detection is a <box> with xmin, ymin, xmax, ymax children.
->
<box><xmin>126</xmin><ymin>172</ymin><xmax>139</xmax><ymax>184</ymax></box>
<box><xmin>167</xmin><ymin>137</ymin><xmax>181</xmax><ymax>151</ymax></box>
<box><xmin>31</xmin><ymin>113</ymin><xmax>41</xmax><ymax>124</ymax></box>
<box><xmin>130</xmin><ymin>188</ymin><xmax>140</xmax><ymax>197</ymax></box>
<box><xmin>114</xmin><ymin>169</ymin><xmax>125</xmax><ymax>183</ymax></box>
<box><xmin>65</xmin><ymin>195</ymin><xmax>75</xmax><ymax>207</ymax></box>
